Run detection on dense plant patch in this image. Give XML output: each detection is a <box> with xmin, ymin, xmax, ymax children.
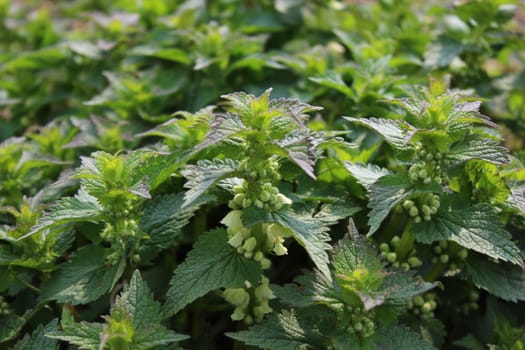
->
<box><xmin>1</xmin><ymin>0</ymin><xmax>525</xmax><ymax>349</ymax></box>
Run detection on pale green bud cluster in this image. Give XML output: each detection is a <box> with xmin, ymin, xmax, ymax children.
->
<box><xmin>408</xmin><ymin>293</ymin><xmax>437</xmax><ymax>320</ymax></box>
<box><xmin>431</xmin><ymin>241</ymin><xmax>468</xmax><ymax>277</ymax></box>
<box><xmin>0</xmin><ymin>296</ymin><xmax>10</xmax><ymax>316</ymax></box>
<box><xmin>239</xmin><ymin>159</ymin><xmax>281</xmax><ymax>182</ymax></box>
<box><xmin>222</xmin><ymin>211</ymin><xmax>293</xmax><ymax>269</ymax></box>
<box><xmin>455</xmin><ymin>290</ymin><xmax>479</xmax><ymax>315</ymax></box>
<box><xmin>223</xmin><ymin>277</ymin><xmax>275</xmax><ymax>324</ymax></box>
<box><xmin>345</xmin><ymin>305</ymin><xmax>375</xmax><ymax>337</ymax></box>
<box><xmin>402</xmin><ymin>192</ymin><xmax>440</xmax><ymax>223</ymax></box>
<box><xmin>379</xmin><ymin>236</ymin><xmax>422</xmax><ymax>271</ymax></box>
<box><xmin>409</xmin><ymin>143</ymin><xmax>445</xmax><ymax>185</ymax></box>
<box><xmin>100</xmin><ymin>218</ymin><xmax>140</xmax><ymax>241</ymax></box>
<box><xmin>229</xmin><ymin>180</ymin><xmax>291</xmax><ymax>211</ymax></box>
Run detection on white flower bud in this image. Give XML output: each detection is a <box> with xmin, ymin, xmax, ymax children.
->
<box><xmin>243</xmin><ymin>237</ymin><xmax>257</xmax><ymax>252</ymax></box>
<box><xmin>221</xmin><ymin>210</ymin><xmax>244</xmax><ymax>229</ymax></box>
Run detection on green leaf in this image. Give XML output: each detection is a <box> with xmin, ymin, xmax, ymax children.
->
<box><xmin>48</xmin><ymin>271</ymin><xmax>188</xmax><ymax>349</ymax></box>
<box><xmin>181</xmin><ymin>159</ymin><xmax>239</xmax><ymax>206</ymax></box>
<box><xmin>116</xmin><ymin>271</ymin><xmax>189</xmax><ymax>346</ymax></box>
<box><xmin>22</xmin><ymin>194</ymin><xmax>104</xmax><ymax>239</ymax></box>
<box><xmin>227</xmin><ymin>309</ymin><xmax>325</xmax><ymax>349</ymax></box>
<box><xmin>373</xmin><ymin>325</ymin><xmax>436</xmax><ymax>349</ymax></box>
<box><xmin>46</xmin><ymin>321</ymin><xmax>104</xmax><ymax>349</ymax></box>
<box><xmin>13</xmin><ymin>319</ymin><xmax>59</xmax><ymax>350</ymax></box>
<box><xmin>465</xmin><ymin>255</ymin><xmax>525</xmax><ymax>302</ymax></box>
<box><xmin>164</xmin><ymin>229</ymin><xmax>261</xmax><ymax>317</ymax></box>
<box><xmin>39</xmin><ymin>245</ymin><xmax>124</xmax><ymax>304</ymax></box>
<box><xmin>274</xmin><ymin>129</ymin><xmax>318</xmax><ymax>179</ymax></box>
<box><xmin>310</xmin><ymin>71</ymin><xmax>355</xmax><ymax>99</ymax></box>
<box><xmin>242</xmin><ymin>206</ymin><xmax>332</xmax><ymax>278</ymax></box>
<box><xmin>367</xmin><ymin>174</ymin><xmax>414</xmax><ymax>236</ymax></box>
<box><xmin>424</xmin><ymin>37</ymin><xmax>464</xmax><ymax>68</ymax></box>
<box><xmin>140</xmin><ymin>192</ymin><xmax>212</xmax><ymax>258</ymax></box>
<box><xmin>446</xmin><ymin>135</ymin><xmax>509</xmax><ymax>166</ymax></box>
<box><xmin>0</xmin><ymin>313</ymin><xmax>25</xmax><ymax>343</ymax></box>
<box><xmin>343</xmin><ymin>162</ymin><xmax>391</xmax><ymax>190</ymax></box>
<box><xmin>344</xmin><ymin>117</ymin><xmax>415</xmax><ymax>149</ymax></box>
<box><xmin>381</xmin><ymin>272</ymin><xmax>437</xmax><ymax>306</ymax></box>
<box><xmin>195</xmin><ymin>112</ymin><xmax>247</xmax><ymax>152</ymax></box>
<box><xmin>413</xmin><ymin>200</ymin><xmax>522</xmax><ymax>265</ymax></box>
<box><xmin>453</xmin><ymin>334</ymin><xmax>486</xmax><ymax>350</ymax></box>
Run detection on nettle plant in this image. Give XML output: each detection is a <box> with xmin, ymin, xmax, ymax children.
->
<box><xmin>345</xmin><ymin>79</ymin><xmax>525</xmax><ymax>305</ymax></box>
<box><xmin>164</xmin><ymin>89</ymin><xmax>350</xmax><ymax>322</ymax></box>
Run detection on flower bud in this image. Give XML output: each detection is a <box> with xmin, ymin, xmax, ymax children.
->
<box><xmin>260</xmin><ymin>258</ymin><xmax>271</xmax><ymax>269</ymax></box>
<box><xmin>403</xmin><ymin>200</ymin><xmax>415</xmax><ymax>209</ymax></box>
<box><xmin>379</xmin><ymin>243</ymin><xmax>390</xmax><ymax>252</ymax></box>
<box><xmin>409</xmin><ymin>206</ymin><xmax>419</xmax><ymax>217</ymax></box>
<box><xmin>221</xmin><ymin>210</ymin><xmax>244</xmax><ymax>229</ymax></box>
<box><xmin>228</xmin><ymin>231</ymin><xmax>245</xmax><ymax>248</ymax></box>
<box><xmin>231</xmin><ymin>306</ymin><xmax>245</xmax><ymax>321</ymax></box>
<box><xmin>268</xmin><ymin>223</ymin><xmax>293</xmax><ymax>238</ymax></box>
<box><xmin>408</xmin><ymin>256</ymin><xmax>422</xmax><ymax>267</ymax></box>
<box><xmin>386</xmin><ymin>252</ymin><xmax>397</xmax><ymax>263</ymax></box>
<box><xmin>260</xmin><ymin>191</ymin><xmax>271</xmax><ymax>202</ymax></box>
<box><xmin>273</xmin><ymin>239</ymin><xmax>288</xmax><ymax>256</ymax></box>
<box><xmin>439</xmin><ymin>254</ymin><xmax>449</xmax><ymax>264</ymax></box>
<box><xmin>243</xmin><ymin>237</ymin><xmax>257</xmax><ymax>252</ymax></box>
<box><xmin>223</xmin><ymin>288</ymin><xmax>250</xmax><ymax>307</ymax></box>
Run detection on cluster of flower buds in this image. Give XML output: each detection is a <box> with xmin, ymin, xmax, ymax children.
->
<box><xmin>402</xmin><ymin>192</ymin><xmax>440</xmax><ymax>223</ymax></box>
<box><xmin>455</xmin><ymin>290</ymin><xmax>480</xmax><ymax>315</ymax></box>
<box><xmin>222</xmin><ymin>211</ymin><xmax>294</xmax><ymax>269</ymax></box>
<box><xmin>379</xmin><ymin>235</ymin><xmax>422</xmax><ymax>271</ymax></box>
<box><xmin>0</xmin><ymin>296</ymin><xmax>9</xmax><ymax>316</ymax></box>
<box><xmin>239</xmin><ymin>159</ymin><xmax>281</xmax><ymax>182</ymax></box>
<box><xmin>223</xmin><ymin>277</ymin><xmax>275</xmax><ymax>324</ymax></box>
<box><xmin>431</xmin><ymin>240</ymin><xmax>468</xmax><ymax>277</ymax></box>
<box><xmin>345</xmin><ymin>305</ymin><xmax>375</xmax><ymax>337</ymax></box>
<box><xmin>408</xmin><ymin>293</ymin><xmax>437</xmax><ymax>320</ymax></box>
<box><xmin>408</xmin><ymin>143</ymin><xmax>444</xmax><ymax>185</ymax></box>
<box><xmin>229</xmin><ymin>180</ymin><xmax>292</xmax><ymax>212</ymax></box>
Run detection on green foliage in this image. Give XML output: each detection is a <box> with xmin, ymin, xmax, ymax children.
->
<box><xmin>165</xmin><ymin>229</ymin><xmax>262</xmax><ymax>317</ymax></box>
<box><xmin>1</xmin><ymin>0</ymin><xmax>525</xmax><ymax>349</ymax></box>
<box><xmin>47</xmin><ymin>271</ymin><xmax>188</xmax><ymax>349</ymax></box>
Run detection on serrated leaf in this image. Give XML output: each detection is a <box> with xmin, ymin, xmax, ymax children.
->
<box><xmin>140</xmin><ymin>192</ymin><xmax>212</xmax><ymax>258</ymax></box>
<box><xmin>0</xmin><ymin>313</ymin><xmax>25</xmax><ymax>342</ymax></box>
<box><xmin>195</xmin><ymin>112</ymin><xmax>247</xmax><ymax>152</ymax></box>
<box><xmin>164</xmin><ymin>229</ymin><xmax>261</xmax><ymax>317</ymax></box>
<box><xmin>227</xmin><ymin>309</ymin><xmax>325</xmax><ymax>349</ymax></box>
<box><xmin>373</xmin><ymin>325</ymin><xmax>436</xmax><ymax>350</ymax></box>
<box><xmin>116</xmin><ymin>271</ymin><xmax>189</xmax><ymax>346</ymax></box>
<box><xmin>381</xmin><ymin>272</ymin><xmax>437</xmax><ymax>306</ymax></box>
<box><xmin>273</xmin><ymin>270</ymin><xmax>340</xmax><ymax>309</ymax></box>
<box><xmin>21</xmin><ymin>195</ymin><xmax>104</xmax><ymax>239</ymax></box>
<box><xmin>310</xmin><ymin>71</ymin><xmax>355</xmax><ymax>99</ymax></box>
<box><xmin>181</xmin><ymin>159</ymin><xmax>239</xmax><ymax>206</ymax></box>
<box><xmin>453</xmin><ymin>334</ymin><xmax>486</xmax><ymax>350</ymax></box>
<box><xmin>13</xmin><ymin>319</ymin><xmax>59</xmax><ymax>350</ymax></box>
<box><xmin>367</xmin><ymin>174</ymin><xmax>414</xmax><ymax>236</ymax></box>
<box><xmin>424</xmin><ymin>37</ymin><xmax>464</xmax><ymax>68</ymax></box>
<box><xmin>48</xmin><ymin>271</ymin><xmax>187</xmax><ymax>349</ymax></box>
<box><xmin>447</xmin><ymin>135</ymin><xmax>509</xmax><ymax>166</ymax></box>
<box><xmin>275</xmin><ymin>129</ymin><xmax>318</xmax><ymax>179</ymax></box>
<box><xmin>242</xmin><ymin>206</ymin><xmax>332</xmax><ymax>278</ymax></box>
<box><xmin>39</xmin><ymin>245</ymin><xmax>124</xmax><ymax>304</ymax></box>
<box><xmin>133</xmin><ymin>325</ymin><xmax>188</xmax><ymax>349</ymax></box>
<box><xmin>46</xmin><ymin>321</ymin><xmax>103</xmax><ymax>350</ymax></box>
<box><xmin>344</xmin><ymin>117</ymin><xmax>416</xmax><ymax>149</ymax></box>
<box><xmin>413</xmin><ymin>200</ymin><xmax>522</xmax><ymax>264</ymax></box>
<box><xmin>465</xmin><ymin>255</ymin><xmax>525</xmax><ymax>302</ymax></box>
<box><xmin>343</xmin><ymin>162</ymin><xmax>391</xmax><ymax>190</ymax></box>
